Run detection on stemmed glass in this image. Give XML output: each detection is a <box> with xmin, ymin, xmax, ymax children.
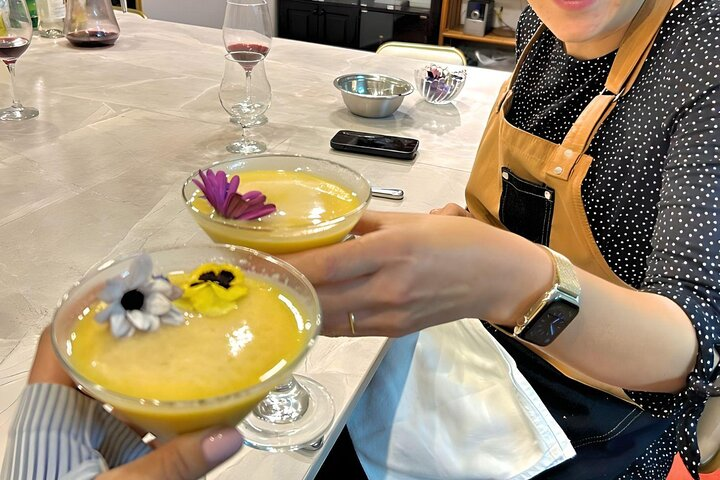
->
<box><xmin>0</xmin><ymin>0</ymin><xmax>38</xmax><ymax>121</ymax></box>
<box><xmin>219</xmin><ymin>52</ymin><xmax>271</xmax><ymax>155</ymax></box>
<box><xmin>222</xmin><ymin>0</ymin><xmax>272</xmax><ymax>127</ymax></box>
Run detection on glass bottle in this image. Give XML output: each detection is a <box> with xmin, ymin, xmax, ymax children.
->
<box><xmin>64</xmin><ymin>0</ymin><xmax>119</xmax><ymax>47</ymax></box>
<box><xmin>25</xmin><ymin>0</ymin><xmax>37</xmax><ymax>28</ymax></box>
<box><xmin>37</xmin><ymin>0</ymin><xmax>64</xmax><ymax>38</ymax></box>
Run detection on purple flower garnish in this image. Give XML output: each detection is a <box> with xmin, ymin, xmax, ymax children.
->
<box><xmin>192</xmin><ymin>168</ymin><xmax>276</xmax><ymax>220</ymax></box>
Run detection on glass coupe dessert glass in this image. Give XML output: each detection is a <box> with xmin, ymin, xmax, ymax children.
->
<box><xmin>51</xmin><ymin>245</ymin><xmax>321</xmax><ymax>442</ymax></box>
<box><xmin>183</xmin><ymin>154</ymin><xmax>372</xmax><ymax>254</ymax></box>
<box><xmin>182</xmin><ymin>154</ymin><xmax>371</xmax><ymax>450</ymax></box>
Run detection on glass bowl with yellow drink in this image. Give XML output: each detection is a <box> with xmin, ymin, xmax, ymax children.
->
<box><xmin>182</xmin><ymin>154</ymin><xmax>371</xmax><ymax>254</ymax></box>
<box><xmin>51</xmin><ymin>245</ymin><xmax>321</xmax><ymax>442</ymax></box>
<box><xmin>181</xmin><ymin>154</ymin><xmax>371</xmax><ymax>451</ymax></box>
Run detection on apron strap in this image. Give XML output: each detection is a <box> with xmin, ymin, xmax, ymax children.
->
<box><xmin>553</xmin><ymin>0</ymin><xmax>676</xmax><ymax>175</ymax></box>
<box><xmin>605</xmin><ymin>0</ymin><xmax>676</xmax><ymax>96</ymax></box>
<box><xmin>508</xmin><ymin>24</ymin><xmax>547</xmax><ymax>90</ymax></box>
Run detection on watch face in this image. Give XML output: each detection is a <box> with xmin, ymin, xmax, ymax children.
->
<box><xmin>520</xmin><ymin>299</ymin><xmax>579</xmax><ymax>346</ymax></box>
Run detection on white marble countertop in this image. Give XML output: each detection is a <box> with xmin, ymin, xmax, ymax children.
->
<box><xmin>0</xmin><ymin>13</ymin><xmax>509</xmax><ymax>479</ymax></box>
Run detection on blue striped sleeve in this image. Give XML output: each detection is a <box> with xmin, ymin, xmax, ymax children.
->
<box><xmin>1</xmin><ymin>383</ymin><xmax>152</xmax><ymax>480</ymax></box>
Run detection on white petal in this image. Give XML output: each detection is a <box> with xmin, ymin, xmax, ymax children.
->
<box><xmin>168</xmin><ymin>284</ymin><xmax>183</xmax><ymax>300</ymax></box>
<box><xmin>98</xmin><ymin>279</ymin><xmax>124</xmax><ymax>303</ymax></box>
<box><xmin>147</xmin><ymin>314</ymin><xmax>161</xmax><ymax>331</ymax></box>
<box><xmin>126</xmin><ymin>254</ymin><xmax>153</xmax><ymax>290</ymax></box>
<box><xmin>110</xmin><ymin>313</ymin><xmax>133</xmax><ymax>338</ymax></box>
<box><xmin>144</xmin><ymin>292</ymin><xmax>171</xmax><ymax>316</ymax></box>
<box><xmin>96</xmin><ymin>303</ymin><xmax>121</xmax><ymax>323</ymax></box>
<box><xmin>142</xmin><ymin>278</ymin><xmax>171</xmax><ymax>296</ymax></box>
<box><xmin>126</xmin><ymin>309</ymin><xmax>154</xmax><ymax>331</ymax></box>
<box><xmin>160</xmin><ymin>307</ymin><xmax>184</xmax><ymax>326</ymax></box>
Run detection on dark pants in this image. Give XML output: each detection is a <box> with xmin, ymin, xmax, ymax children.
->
<box><xmin>489</xmin><ymin>324</ymin><xmax>673</xmax><ymax>479</ymax></box>
<box><xmin>318</xmin><ymin>325</ymin><xmax>672</xmax><ymax>480</ymax></box>
<box><xmin>316</xmin><ymin>427</ymin><xmax>368</xmax><ymax>480</ymax></box>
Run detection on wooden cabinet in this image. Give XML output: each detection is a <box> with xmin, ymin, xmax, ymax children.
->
<box><xmin>278</xmin><ymin>0</ymin><xmax>358</xmax><ymax>48</ymax></box>
<box><xmin>358</xmin><ymin>9</ymin><xmax>432</xmax><ymax>51</ymax></box>
<box><xmin>278</xmin><ymin>0</ymin><xmax>440</xmax><ymax>50</ymax></box>
<box><xmin>438</xmin><ymin>0</ymin><xmax>515</xmax><ymax>47</ymax></box>
<box><xmin>320</xmin><ymin>4</ymin><xmax>359</xmax><ymax>47</ymax></box>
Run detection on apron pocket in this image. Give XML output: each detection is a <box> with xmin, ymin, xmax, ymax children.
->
<box><xmin>499</xmin><ymin>167</ymin><xmax>555</xmax><ymax>246</ymax></box>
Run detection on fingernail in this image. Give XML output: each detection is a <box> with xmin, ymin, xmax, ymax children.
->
<box><xmin>202</xmin><ymin>427</ymin><xmax>244</xmax><ymax>467</ymax></box>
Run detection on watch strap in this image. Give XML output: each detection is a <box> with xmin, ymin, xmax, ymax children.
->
<box><xmin>514</xmin><ymin>246</ymin><xmax>581</xmax><ymax>339</ymax></box>
<box><xmin>541</xmin><ymin>246</ymin><xmax>581</xmax><ymax>298</ymax></box>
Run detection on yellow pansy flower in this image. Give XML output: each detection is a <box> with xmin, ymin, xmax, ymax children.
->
<box><xmin>180</xmin><ymin>263</ymin><xmax>248</xmax><ymax>316</ymax></box>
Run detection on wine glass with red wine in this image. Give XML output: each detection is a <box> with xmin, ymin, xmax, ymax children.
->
<box><xmin>0</xmin><ymin>0</ymin><xmax>39</xmax><ymax>121</ymax></box>
<box><xmin>218</xmin><ymin>52</ymin><xmax>271</xmax><ymax>155</ymax></box>
<box><xmin>223</xmin><ymin>0</ymin><xmax>272</xmax><ymax>127</ymax></box>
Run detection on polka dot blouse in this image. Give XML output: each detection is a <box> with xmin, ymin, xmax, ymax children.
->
<box><xmin>506</xmin><ymin>2</ymin><xmax>720</xmax><ymax>478</ymax></box>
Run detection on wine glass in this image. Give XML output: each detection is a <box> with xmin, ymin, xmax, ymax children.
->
<box><xmin>223</xmin><ymin>0</ymin><xmax>272</xmax><ymax>127</ymax></box>
<box><xmin>219</xmin><ymin>52</ymin><xmax>271</xmax><ymax>155</ymax></box>
<box><xmin>0</xmin><ymin>0</ymin><xmax>39</xmax><ymax>121</ymax></box>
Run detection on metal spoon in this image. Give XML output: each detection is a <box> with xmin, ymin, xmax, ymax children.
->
<box><xmin>371</xmin><ymin>187</ymin><xmax>404</xmax><ymax>200</ymax></box>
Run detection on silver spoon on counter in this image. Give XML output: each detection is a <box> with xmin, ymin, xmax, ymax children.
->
<box><xmin>371</xmin><ymin>187</ymin><xmax>404</xmax><ymax>200</ymax></box>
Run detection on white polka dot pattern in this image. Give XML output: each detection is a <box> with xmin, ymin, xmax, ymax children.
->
<box><xmin>506</xmin><ymin>3</ymin><xmax>720</xmax><ymax>479</ymax></box>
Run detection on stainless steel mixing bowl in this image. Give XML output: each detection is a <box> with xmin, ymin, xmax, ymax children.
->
<box><xmin>333</xmin><ymin>73</ymin><xmax>414</xmax><ymax>118</ymax></box>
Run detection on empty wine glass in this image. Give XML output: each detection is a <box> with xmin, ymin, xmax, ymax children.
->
<box><xmin>223</xmin><ymin>0</ymin><xmax>272</xmax><ymax>127</ymax></box>
<box><xmin>0</xmin><ymin>0</ymin><xmax>39</xmax><ymax>121</ymax></box>
<box><xmin>219</xmin><ymin>52</ymin><xmax>271</xmax><ymax>155</ymax></box>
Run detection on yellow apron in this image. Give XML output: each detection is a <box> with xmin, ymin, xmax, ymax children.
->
<box><xmin>464</xmin><ymin>0</ymin><xmax>720</xmax><ymax>474</ymax></box>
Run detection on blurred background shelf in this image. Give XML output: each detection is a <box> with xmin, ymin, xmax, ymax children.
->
<box><xmin>438</xmin><ymin>0</ymin><xmax>518</xmax><ymax>47</ymax></box>
<box><xmin>440</xmin><ymin>26</ymin><xmax>515</xmax><ymax>47</ymax></box>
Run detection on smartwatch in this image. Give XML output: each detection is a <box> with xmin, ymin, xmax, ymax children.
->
<box><xmin>514</xmin><ymin>246</ymin><xmax>581</xmax><ymax>346</ymax></box>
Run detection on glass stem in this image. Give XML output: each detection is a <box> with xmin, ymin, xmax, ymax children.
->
<box><xmin>245</xmin><ymin>70</ymin><xmax>252</xmax><ymax>103</ymax></box>
<box><xmin>5</xmin><ymin>62</ymin><xmax>22</xmax><ymax>109</ymax></box>
<box><xmin>240</xmin><ymin>123</ymin><xmax>247</xmax><ymax>144</ymax></box>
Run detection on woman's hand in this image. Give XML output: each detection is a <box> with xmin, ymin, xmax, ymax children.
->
<box><xmin>97</xmin><ymin>427</ymin><xmax>244</xmax><ymax>480</ymax></box>
<box><xmin>429</xmin><ymin>203</ymin><xmax>474</xmax><ymax>217</ymax></box>
<box><xmin>28</xmin><ymin>327</ymin><xmax>76</xmax><ymax>387</ymax></box>
<box><xmin>283</xmin><ymin>211</ymin><xmax>552</xmax><ymax>337</ymax></box>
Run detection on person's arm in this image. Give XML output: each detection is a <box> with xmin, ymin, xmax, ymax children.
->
<box><xmin>1</xmin><ymin>329</ymin><xmax>151</xmax><ymax>480</ymax></box>
<box><xmin>1</xmin><ymin>382</ymin><xmax>151</xmax><ymax>480</ymax></box>
<box><xmin>285</xmin><ymin>211</ymin><xmax>697</xmax><ymax>393</ymax></box>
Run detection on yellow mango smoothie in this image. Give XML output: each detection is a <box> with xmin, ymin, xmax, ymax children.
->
<box><xmin>183</xmin><ymin>158</ymin><xmax>371</xmax><ymax>254</ymax></box>
<box><xmin>65</xmin><ymin>267</ymin><xmax>313</xmax><ymax>439</ymax></box>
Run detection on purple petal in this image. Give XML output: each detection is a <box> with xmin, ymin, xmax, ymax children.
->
<box><xmin>220</xmin><ymin>176</ymin><xmax>240</xmax><ymax>217</ymax></box>
<box><xmin>228</xmin><ymin>196</ymin><xmax>250</xmax><ymax>219</ymax></box>
<box><xmin>239</xmin><ymin>204</ymin><xmax>276</xmax><ymax>220</ymax></box>
<box><xmin>242</xmin><ymin>190</ymin><xmax>262</xmax><ymax>201</ymax></box>
<box><xmin>192</xmin><ymin>178</ymin><xmax>207</xmax><ymax>198</ymax></box>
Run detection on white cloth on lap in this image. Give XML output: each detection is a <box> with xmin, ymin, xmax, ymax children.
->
<box><xmin>348</xmin><ymin>318</ymin><xmax>575</xmax><ymax>480</ymax></box>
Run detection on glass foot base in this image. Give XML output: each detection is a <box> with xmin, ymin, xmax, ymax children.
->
<box><xmin>226</xmin><ymin>139</ymin><xmax>266</xmax><ymax>155</ymax></box>
<box><xmin>0</xmin><ymin>105</ymin><xmax>39</xmax><ymax>121</ymax></box>
<box><xmin>239</xmin><ymin>375</ymin><xmax>335</xmax><ymax>452</ymax></box>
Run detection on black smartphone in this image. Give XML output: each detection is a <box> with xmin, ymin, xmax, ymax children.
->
<box><xmin>330</xmin><ymin>130</ymin><xmax>419</xmax><ymax>161</ymax></box>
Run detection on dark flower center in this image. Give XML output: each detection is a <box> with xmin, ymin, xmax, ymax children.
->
<box><xmin>120</xmin><ymin>289</ymin><xmax>145</xmax><ymax>310</ymax></box>
<box><xmin>193</xmin><ymin>270</ymin><xmax>235</xmax><ymax>289</ymax></box>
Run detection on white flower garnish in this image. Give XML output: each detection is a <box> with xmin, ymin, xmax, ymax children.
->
<box><xmin>96</xmin><ymin>254</ymin><xmax>184</xmax><ymax>338</ymax></box>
